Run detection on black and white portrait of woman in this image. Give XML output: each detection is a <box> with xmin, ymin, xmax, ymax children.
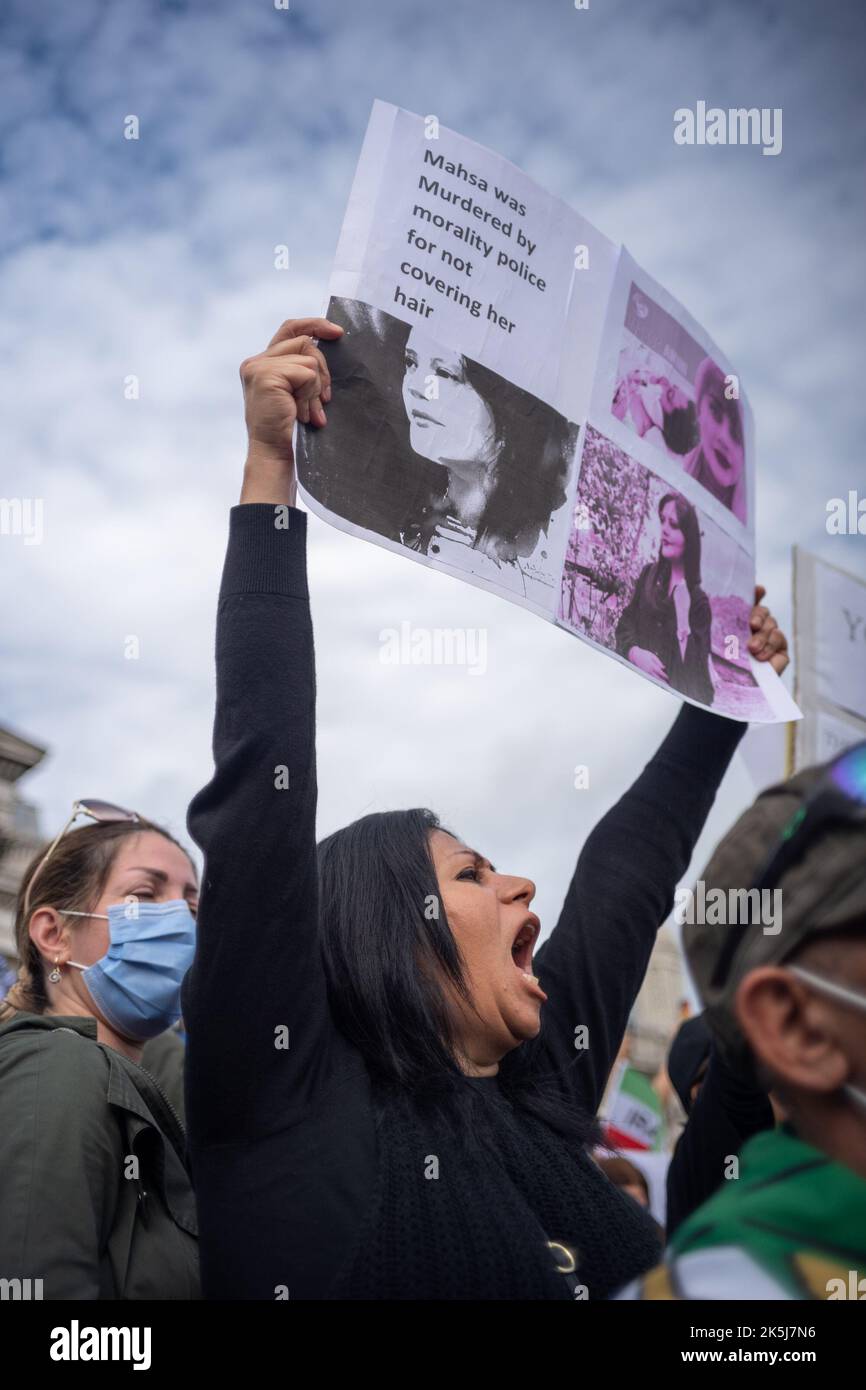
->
<box><xmin>296</xmin><ymin>298</ymin><xmax>578</xmax><ymax>597</ymax></box>
<box><xmin>614</xmin><ymin>491</ymin><xmax>715</xmax><ymax>705</ymax></box>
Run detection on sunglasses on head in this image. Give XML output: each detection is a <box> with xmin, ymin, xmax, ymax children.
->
<box><xmin>22</xmin><ymin>799</ymin><xmax>140</xmax><ymax>920</ymax></box>
<box><xmin>710</xmin><ymin>740</ymin><xmax>866</xmax><ymax>990</ymax></box>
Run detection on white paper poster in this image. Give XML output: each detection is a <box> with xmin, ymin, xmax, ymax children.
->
<box><xmin>297</xmin><ymin>100</ymin><xmax>800</xmax><ymax>725</ymax></box>
<box><xmin>793</xmin><ymin>546</ymin><xmax>866</xmax><ymax>767</ymax></box>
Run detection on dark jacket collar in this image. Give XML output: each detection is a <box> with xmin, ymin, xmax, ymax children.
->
<box><xmin>0</xmin><ymin>1011</ymin><xmax>195</xmax><ymax>1234</ymax></box>
<box><xmin>0</xmin><ymin>1012</ymin><xmax>152</xmax><ymax>1123</ymax></box>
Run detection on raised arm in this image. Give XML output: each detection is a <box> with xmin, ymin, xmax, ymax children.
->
<box><xmin>182</xmin><ymin>317</ymin><xmax>344</xmax><ymax>1144</ymax></box>
<box><xmin>533</xmin><ymin>703</ymin><xmax>744</xmax><ymax>1114</ymax></box>
<box><xmin>533</xmin><ymin>586</ymin><xmax>789</xmax><ymax>1116</ymax></box>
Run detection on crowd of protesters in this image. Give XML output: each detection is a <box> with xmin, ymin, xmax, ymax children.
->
<box><xmin>1</xmin><ymin>317</ymin><xmax>863</xmax><ymax>1302</ymax></box>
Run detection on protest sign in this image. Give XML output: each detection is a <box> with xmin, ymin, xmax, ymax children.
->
<box><xmin>792</xmin><ymin>546</ymin><xmax>866</xmax><ymax>767</ymax></box>
<box><xmin>602</xmin><ymin>1061</ymin><xmax>664</xmax><ymax>1153</ymax></box>
<box><xmin>297</xmin><ymin>100</ymin><xmax>800</xmax><ymax>724</ymax></box>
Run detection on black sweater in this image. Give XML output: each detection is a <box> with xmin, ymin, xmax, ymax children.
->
<box><xmin>183</xmin><ymin>505</ymin><xmax>744</xmax><ymax>1300</ymax></box>
<box><xmin>665</xmin><ymin>1047</ymin><xmax>775</xmax><ymax>1239</ymax></box>
<box><xmin>615</xmin><ymin>560</ymin><xmax>714</xmax><ymax>706</ymax></box>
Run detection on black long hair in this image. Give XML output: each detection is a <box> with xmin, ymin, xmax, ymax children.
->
<box><xmin>660</xmin><ymin>400</ymin><xmax>697</xmax><ymax>456</ymax></box>
<box><xmin>657</xmin><ymin>490</ymin><xmax>703</xmax><ymax>590</ymax></box>
<box><xmin>317</xmin><ymin>808</ymin><xmax>598</xmax><ymax>1145</ymax></box>
<box><xmin>458</xmin><ymin>357</ymin><xmax>576</xmax><ymax>560</ymax></box>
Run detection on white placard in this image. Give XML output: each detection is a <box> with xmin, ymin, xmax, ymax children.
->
<box><xmin>298</xmin><ymin>101</ymin><xmax>800</xmax><ymax>725</ymax></box>
<box><xmin>793</xmin><ymin>546</ymin><xmax>866</xmax><ymax>768</ymax></box>
<box><xmin>815</xmin><ymin>563</ymin><xmax>866</xmax><ymax>720</ymax></box>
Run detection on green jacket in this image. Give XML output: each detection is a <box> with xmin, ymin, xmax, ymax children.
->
<box><xmin>618</xmin><ymin>1126</ymin><xmax>866</xmax><ymax>1300</ymax></box>
<box><xmin>140</xmin><ymin>1025</ymin><xmax>186</xmax><ymax>1123</ymax></box>
<box><xmin>0</xmin><ymin>1012</ymin><xmax>199</xmax><ymax>1300</ymax></box>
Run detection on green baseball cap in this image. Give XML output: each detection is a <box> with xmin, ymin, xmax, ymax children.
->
<box><xmin>684</xmin><ymin>762</ymin><xmax>866</xmax><ymax>1068</ymax></box>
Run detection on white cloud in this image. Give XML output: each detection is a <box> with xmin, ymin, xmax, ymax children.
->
<box><xmin>2</xmin><ymin>0</ymin><xmax>864</xmax><ymax>938</ymax></box>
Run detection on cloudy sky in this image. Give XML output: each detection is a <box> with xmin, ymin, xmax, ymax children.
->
<box><xmin>2</xmin><ymin>0</ymin><xmax>864</xmax><ymax>960</ymax></box>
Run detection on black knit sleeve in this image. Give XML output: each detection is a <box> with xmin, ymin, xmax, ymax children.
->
<box><xmin>532</xmin><ymin>703</ymin><xmax>744</xmax><ymax>1115</ymax></box>
<box><xmin>665</xmin><ymin>1046</ymin><xmax>774</xmax><ymax>1237</ymax></box>
<box><xmin>182</xmin><ymin>505</ymin><xmax>335</xmax><ymax>1144</ymax></box>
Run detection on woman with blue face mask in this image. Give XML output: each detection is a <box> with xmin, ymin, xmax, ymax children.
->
<box><xmin>0</xmin><ymin>805</ymin><xmax>200</xmax><ymax>1299</ymax></box>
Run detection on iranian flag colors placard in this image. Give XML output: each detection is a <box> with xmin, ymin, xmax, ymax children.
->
<box><xmin>604</xmin><ymin>1062</ymin><xmax>664</xmax><ymax>1152</ymax></box>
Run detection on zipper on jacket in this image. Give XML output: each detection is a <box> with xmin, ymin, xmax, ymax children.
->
<box><xmin>115</xmin><ymin>1049</ymin><xmax>189</xmax><ymax>1168</ymax></box>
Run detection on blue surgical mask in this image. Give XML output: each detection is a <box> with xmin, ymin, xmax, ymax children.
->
<box><xmin>63</xmin><ymin>900</ymin><xmax>196</xmax><ymax>1041</ymax></box>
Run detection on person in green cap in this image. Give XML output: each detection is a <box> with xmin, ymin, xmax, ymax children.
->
<box><xmin>618</xmin><ymin>740</ymin><xmax>866</xmax><ymax>1300</ymax></box>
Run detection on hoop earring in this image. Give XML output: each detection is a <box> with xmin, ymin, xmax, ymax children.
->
<box><xmin>48</xmin><ymin>958</ymin><xmax>62</xmax><ymax>984</ymax></box>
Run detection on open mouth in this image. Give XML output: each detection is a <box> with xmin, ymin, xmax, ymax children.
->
<box><xmin>713</xmin><ymin>447</ymin><xmax>732</xmax><ymax>474</ymax></box>
<box><xmin>511</xmin><ymin>916</ymin><xmax>539</xmax><ymax>975</ymax></box>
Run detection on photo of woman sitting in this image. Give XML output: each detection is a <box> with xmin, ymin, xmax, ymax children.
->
<box><xmin>615</xmin><ymin>491</ymin><xmax>714</xmax><ymax>705</ymax></box>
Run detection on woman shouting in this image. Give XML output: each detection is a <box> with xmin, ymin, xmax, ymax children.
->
<box><xmin>182</xmin><ymin>315</ymin><xmax>788</xmax><ymax>1301</ymax></box>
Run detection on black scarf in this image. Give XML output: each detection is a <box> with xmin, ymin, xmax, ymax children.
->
<box><xmin>329</xmin><ymin>1079</ymin><xmax>661</xmax><ymax>1300</ymax></box>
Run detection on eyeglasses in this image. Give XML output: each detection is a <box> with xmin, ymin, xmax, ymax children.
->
<box><xmin>710</xmin><ymin>740</ymin><xmax>866</xmax><ymax>989</ymax></box>
<box><xmin>22</xmin><ymin>799</ymin><xmax>140</xmax><ymax>921</ymax></box>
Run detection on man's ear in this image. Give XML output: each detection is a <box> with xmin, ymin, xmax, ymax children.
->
<box><xmin>734</xmin><ymin>966</ymin><xmax>849</xmax><ymax>1097</ymax></box>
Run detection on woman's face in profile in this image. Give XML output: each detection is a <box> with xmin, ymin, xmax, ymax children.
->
<box><xmin>697</xmin><ymin>385</ymin><xmax>744</xmax><ymax>489</ymax></box>
<box><xmin>402</xmin><ymin>329</ymin><xmax>496</xmax><ymax>473</ymax></box>
<box><xmin>659</xmin><ymin>500</ymin><xmax>686</xmax><ymax>561</ymax></box>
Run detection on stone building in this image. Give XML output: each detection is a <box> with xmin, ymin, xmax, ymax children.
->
<box><xmin>0</xmin><ymin>724</ymin><xmax>47</xmax><ymax>960</ymax></box>
<box><xmin>626</xmin><ymin>927</ymin><xmax>686</xmax><ymax>1077</ymax></box>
